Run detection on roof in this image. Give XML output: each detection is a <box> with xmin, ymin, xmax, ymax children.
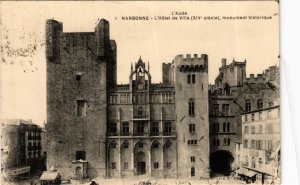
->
<box><xmin>40</xmin><ymin>171</ymin><xmax>59</xmax><ymax>181</ymax></box>
<box><xmin>236</xmin><ymin>168</ymin><xmax>257</xmax><ymax>177</ymax></box>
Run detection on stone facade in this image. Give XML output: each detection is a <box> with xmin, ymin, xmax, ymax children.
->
<box><xmin>209</xmin><ymin>58</ymin><xmax>279</xmax><ymax>176</ymax></box>
<box><xmin>46</xmin><ymin>19</ymin><xmax>210</xmax><ymax>180</ymax></box>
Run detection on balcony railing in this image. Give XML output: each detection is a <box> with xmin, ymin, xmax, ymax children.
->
<box><xmin>107</xmin><ymin>132</ymin><xmax>176</xmax><ymax>137</ymax></box>
<box><xmin>133</xmin><ymin>115</ymin><xmax>149</xmax><ymax>119</ymax></box>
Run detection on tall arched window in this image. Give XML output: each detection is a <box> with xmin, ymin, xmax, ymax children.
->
<box><xmin>257</xmin><ymin>99</ymin><xmax>263</xmax><ymax>110</ymax></box>
<box><xmin>223</xmin><ymin>123</ymin><xmax>226</xmax><ymax>132</ymax></box>
<box><xmin>191</xmin><ymin>167</ymin><xmax>195</xmax><ymax>176</ymax></box>
<box><xmin>216</xmin><ymin>123</ymin><xmax>219</xmax><ymax>133</ymax></box>
<box><xmin>223</xmin><ymin>138</ymin><xmax>227</xmax><ymax>146</ymax></box>
<box><xmin>138</xmin><ymin>106</ymin><xmax>143</xmax><ymax>116</ymax></box>
<box><xmin>192</xmin><ymin>74</ymin><xmax>195</xmax><ymax>84</ymax></box>
<box><xmin>187</xmin><ymin>74</ymin><xmax>191</xmax><ymax>84</ymax></box>
<box><xmin>245</xmin><ymin>99</ymin><xmax>251</xmax><ymax>112</ymax></box>
<box><xmin>227</xmin><ymin>122</ymin><xmax>230</xmax><ymax>132</ymax></box>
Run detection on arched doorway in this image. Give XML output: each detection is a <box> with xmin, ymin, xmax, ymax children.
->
<box><xmin>163</xmin><ymin>140</ymin><xmax>176</xmax><ymax>178</ymax></box>
<box><xmin>134</xmin><ymin>141</ymin><xmax>147</xmax><ymax>175</ymax></box>
<box><xmin>210</xmin><ymin>150</ymin><xmax>234</xmax><ymax>176</ymax></box>
<box><xmin>135</xmin><ymin>151</ymin><xmax>146</xmax><ymax>175</ymax></box>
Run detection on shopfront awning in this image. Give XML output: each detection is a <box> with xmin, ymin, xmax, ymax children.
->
<box><xmin>40</xmin><ymin>171</ymin><xmax>59</xmax><ymax>181</ymax></box>
<box><xmin>236</xmin><ymin>168</ymin><xmax>257</xmax><ymax>177</ymax></box>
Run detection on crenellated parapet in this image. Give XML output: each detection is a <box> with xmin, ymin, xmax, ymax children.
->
<box><xmin>174</xmin><ymin>54</ymin><xmax>208</xmax><ymax>73</ymax></box>
<box><xmin>246</xmin><ymin>65</ymin><xmax>279</xmax><ymax>84</ymax></box>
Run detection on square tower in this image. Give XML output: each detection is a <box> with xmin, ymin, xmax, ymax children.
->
<box><xmin>46</xmin><ymin>19</ymin><xmax>116</xmax><ymax>179</ymax></box>
<box><xmin>173</xmin><ymin>54</ymin><xmax>210</xmax><ymax>179</ymax></box>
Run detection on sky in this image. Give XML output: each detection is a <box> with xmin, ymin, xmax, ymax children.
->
<box><xmin>0</xmin><ymin>1</ymin><xmax>279</xmax><ymax>125</ymax></box>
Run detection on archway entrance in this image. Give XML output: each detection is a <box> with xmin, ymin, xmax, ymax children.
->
<box><xmin>135</xmin><ymin>151</ymin><xmax>146</xmax><ymax>175</ymax></box>
<box><xmin>210</xmin><ymin>150</ymin><xmax>234</xmax><ymax>176</ymax></box>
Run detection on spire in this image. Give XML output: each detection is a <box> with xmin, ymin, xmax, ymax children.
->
<box><xmin>131</xmin><ymin>63</ymin><xmax>133</xmax><ymax>72</ymax></box>
<box><xmin>148</xmin><ymin>61</ymin><xmax>150</xmax><ymax>71</ymax></box>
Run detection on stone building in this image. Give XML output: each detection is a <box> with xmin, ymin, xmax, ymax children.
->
<box><xmin>208</xmin><ymin>59</ymin><xmax>279</xmax><ymax>176</ymax></box>
<box><xmin>46</xmin><ymin>19</ymin><xmax>210</xmax><ymax>180</ymax></box>
<box><xmin>1</xmin><ymin>119</ymin><xmax>45</xmax><ymax>177</ymax></box>
<box><xmin>208</xmin><ymin>59</ymin><xmax>246</xmax><ymax>175</ymax></box>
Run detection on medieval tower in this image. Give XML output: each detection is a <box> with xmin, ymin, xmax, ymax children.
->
<box><xmin>46</xmin><ymin>19</ymin><xmax>116</xmax><ymax>178</ymax></box>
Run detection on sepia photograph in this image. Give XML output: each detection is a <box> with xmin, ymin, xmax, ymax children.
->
<box><xmin>1</xmin><ymin>1</ymin><xmax>279</xmax><ymax>185</ymax></box>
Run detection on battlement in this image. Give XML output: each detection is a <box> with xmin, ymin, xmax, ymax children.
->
<box><xmin>246</xmin><ymin>65</ymin><xmax>279</xmax><ymax>84</ymax></box>
<box><xmin>175</xmin><ymin>54</ymin><xmax>208</xmax><ymax>62</ymax></box>
<box><xmin>174</xmin><ymin>54</ymin><xmax>208</xmax><ymax>73</ymax></box>
<box><xmin>246</xmin><ymin>74</ymin><xmax>266</xmax><ymax>83</ymax></box>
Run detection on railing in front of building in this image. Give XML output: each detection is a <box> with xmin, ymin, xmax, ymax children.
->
<box><xmin>133</xmin><ymin>115</ymin><xmax>149</xmax><ymax>119</ymax></box>
<box><xmin>107</xmin><ymin>132</ymin><xmax>176</xmax><ymax>138</ymax></box>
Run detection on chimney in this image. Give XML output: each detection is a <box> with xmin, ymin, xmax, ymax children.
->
<box><xmin>221</xmin><ymin>58</ymin><xmax>227</xmax><ymax>67</ymax></box>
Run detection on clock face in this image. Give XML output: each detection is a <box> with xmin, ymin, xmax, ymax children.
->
<box><xmin>138</xmin><ymin>83</ymin><xmax>144</xmax><ymax>90</ymax></box>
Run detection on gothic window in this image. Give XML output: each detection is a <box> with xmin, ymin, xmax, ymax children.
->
<box><xmin>245</xmin><ymin>99</ymin><xmax>251</xmax><ymax>112</ymax></box>
<box><xmin>123</xmin><ymin>141</ymin><xmax>129</xmax><ymax>149</ymax></box>
<box><xmin>192</xmin><ymin>74</ymin><xmax>196</xmax><ymax>84</ymax></box>
<box><xmin>138</xmin><ymin>142</ymin><xmax>144</xmax><ymax>148</ymax></box>
<box><xmin>227</xmin><ymin>122</ymin><xmax>230</xmax><ymax>132</ymax></box>
<box><xmin>109</xmin><ymin>122</ymin><xmax>117</xmax><ymax>134</ymax></box>
<box><xmin>187</xmin><ymin>74</ymin><xmax>191</xmax><ymax>84</ymax></box>
<box><xmin>151</xmin><ymin>122</ymin><xmax>159</xmax><ymax>136</ymax></box>
<box><xmin>189</xmin><ymin>99</ymin><xmax>195</xmax><ymax>116</ymax></box>
<box><xmin>223</xmin><ymin>123</ymin><xmax>226</xmax><ymax>132</ymax></box>
<box><xmin>122</xmin><ymin>122</ymin><xmax>129</xmax><ymax>136</ymax></box>
<box><xmin>191</xmin><ymin>167</ymin><xmax>195</xmax><ymax>177</ymax></box>
<box><xmin>191</xmin><ymin>156</ymin><xmax>195</xmax><ymax>163</ymax></box>
<box><xmin>216</xmin><ymin>122</ymin><xmax>219</xmax><ymax>133</ymax></box>
<box><xmin>137</xmin><ymin>122</ymin><xmax>144</xmax><ymax>134</ymax></box>
<box><xmin>154</xmin><ymin>162</ymin><xmax>159</xmax><ymax>169</ymax></box>
<box><xmin>164</xmin><ymin>122</ymin><xmax>172</xmax><ymax>135</ymax></box>
<box><xmin>223</xmin><ymin>138</ymin><xmax>227</xmax><ymax>146</ymax></box>
<box><xmin>227</xmin><ymin>138</ymin><xmax>231</xmax><ymax>146</ymax></box>
<box><xmin>212</xmin><ymin>104</ymin><xmax>219</xmax><ymax>116</ymax></box>
<box><xmin>257</xmin><ymin>99</ymin><xmax>263</xmax><ymax>109</ymax></box>
<box><xmin>222</xmin><ymin>104</ymin><xmax>230</xmax><ymax>116</ymax></box>
<box><xmin>189</xmin><ymin>124</ymin><xmax>195</xmax><ymax>134</ymax></box>
<box><xmin>138</xmin><ymin>106</ymin><xmax>143</xmax><ymax>116</ymax></box>
<box><xmin>153</xmin><ymin>142</ymin><xmax>159</xmax><ymax>149</ymax></box>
